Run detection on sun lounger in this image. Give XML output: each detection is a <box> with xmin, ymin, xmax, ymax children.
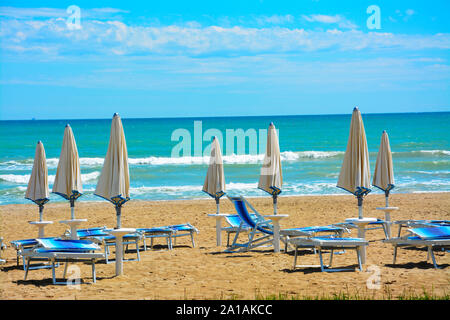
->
<box><xmin>0</xmin><ymin>237</ymin><xmax>6</xmax><ymax>264</ymax></box>
<box><xmin>10</xmin><ymin>237</ymin><xmax>58</xmax><ymax>270</ymax></box>
<box><xmin>334</xmin><ymin>218</ymin><xmax>389</xmax><ymax>239</ymax></box>
<box><xmin>65</xmin><ymin>226</ymin><xmax>110</xmax><ymax>239</ymax></box>
<box><xmin>290</xmin><ymin>237</ymin><xmax>368</xmax><ymax>272</ymax></box>
<box><xmin>86</xmin><ymin>230</ymin><xmax>142</xmax><ymax>264</ymax></box>
<box><xmin>221</xmin><ymin>214</ymin><xmax>258</xmax><ymax>247</ymax></box>
<box><xmin>164</xmin><ymin>223</ymin><xmax>199</xmax><ymax>248</ymax></box>
<box><xmin>22</xmin><ymin>238</ymin><xmax>105</xmax><ymax>284</ymax></box>
<box><xmin>226</xmin><ymin>196</ymin><xmax>347</xmax><ymax>253</ymax></box>
<box><xmin>223</xmin><ymin>213</ymin><xmax>347</xmax><ymax>251</ymax></box>
<box><xmin>384</xmin><ymin>226</ymin><xmax>450</xmax><ymax>269</ymax></box>
<box><xmin>136</xmin><ymin>223</ymin><xmax>198</xmax><ymax>250</ymax></box>
<box><xmin>136</xmin><ymin>227</ymin><xmax>175</xmax><ymax>250</ymax></box>
<box><xmin>393</xmin><ymin>220</ymin><xmax>450</xmax><ymax>237</ymax></box>
<box><xmin>280</xmin><ymin>225</ymin><xmax>348</xmax><ymax>252</ymax></box>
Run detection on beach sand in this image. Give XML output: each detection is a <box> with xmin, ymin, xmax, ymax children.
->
<box><xmin>0</xmin><ymin>192</ymin><xmax>449</xmax><ymax>300</ymax></box>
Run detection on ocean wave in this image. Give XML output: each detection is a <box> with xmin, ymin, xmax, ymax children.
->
<box><xmin>392</xmin><ymin>150</ymin><xmax>450</xmax><ymax>157</ymax></box>
<box><xmin>0</xmin><ymin>150</ymin><xmax>344</xmax><ymax>169</ymax></box>
<box><xmin>1</xmin><ymin>148</ymin><xmax>448</xmax><ymax>170</ymax></box>
<box><xmin>0</xmin><ymin>171</ymin><xmax>100</xmax><ymax>184</ymax></box>
<box><xmin>418</xmin><ymin>150</ymin><xmax>450</xmax><ymax>156</ymax></box>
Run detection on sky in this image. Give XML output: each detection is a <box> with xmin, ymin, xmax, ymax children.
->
<box><xmin>0</xmin><ymin>0</ymin><xmax>449</xmax><ymax>120</ymax></box>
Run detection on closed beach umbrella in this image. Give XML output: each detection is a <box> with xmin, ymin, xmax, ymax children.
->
<box><xmin>337</xmin><ymin>107</ymin><xmax>371</xmax><ymax>218</ymax></box>
<box><xmin>202</xmin><ymin>136</ymin><xmax>226</xmax><ymax>214</ymax></box>
<box><xmin>258</xmin><ymin>122</ymin><xmax>282</xmax><ymax>214</ymax></box>
<box><xmin>94</xmin><ymin>113</ymin><xmax>130</xmax><ymax>228</ymax></box>
<box><xmin>25</xmin><ymin>141</ymin><xmax>50</xmax><ymax>222</ymax></box>
<box><xmin>372</xmin><ymin>130</ymin><xmax>395</xmax><ymax>207</ymax></box>
<box><xmin>52</xmin><ymin>124</ymin><xmax>83</xmax><ymax>219</ymax></box>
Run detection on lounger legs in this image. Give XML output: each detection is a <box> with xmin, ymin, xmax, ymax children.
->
<box><xmin>392</xmin><ymin>244</ymin><xmax>443</xmax><ymax>269</ymax></box>
<box><xmin>293</xmin><ymin>245</ymin><xmax>362</xmax><ymax>272</ymax></box>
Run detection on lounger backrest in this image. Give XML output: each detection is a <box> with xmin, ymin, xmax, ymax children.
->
<box><xmin>409</xmin><ymin>226</ymin><xmax>450</xmax><ymax>239</ymax></box>
<box><xmin>229</xmin><ymin>197</ymin><xmax>257</xmax><ymax>228</ymax></box>
<box><xmin>228</xmin><ymin>196</ymin><xmax>273</xmax><ymax>235</ymax></box>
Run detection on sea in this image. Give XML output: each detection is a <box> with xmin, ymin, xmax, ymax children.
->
<box><xmin>0</xmin><ymin>112</ymin><xmax>449</xmax><ymax>205</ymax></box>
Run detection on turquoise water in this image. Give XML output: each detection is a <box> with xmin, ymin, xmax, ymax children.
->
<box><xmin>0</xmin><ymin>112</ymin><xmax>449</xmax><ymax>205</ymax></box>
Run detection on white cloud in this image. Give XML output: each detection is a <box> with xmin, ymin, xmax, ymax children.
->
<box><xmin>0</xmin><ymin>6</ymin><xmax>129</xmax><ymax>20</ymax></box>
<box><xmin>1</xmin><ymin>13</ymin><xmax>449</xmax><ymax>59</ymax></box>
<box><xmin>303</xmin><ymin>14</ymin><xmax>341</xmax><ymax>24</ymax></box>
<box><xmin>302</xmin><ymin>14</ymin><xmax>357</xmax><ymax>29</ymax></box>
<box><xmin>255</xmin><ymin>14</ymin><xmax>294</xmax><ymax>25</ymax></box>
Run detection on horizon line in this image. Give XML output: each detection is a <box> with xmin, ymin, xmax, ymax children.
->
<box><xmin>1</xmin><ymin>110</ymin><xmax>449</xmax><ymax>122</ymax></box>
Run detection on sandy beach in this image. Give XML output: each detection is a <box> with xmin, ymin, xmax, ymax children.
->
<box><xmin>0</xmin><ymin>192</ymin><xmax>449</xmax><ymax>300</ymax></box>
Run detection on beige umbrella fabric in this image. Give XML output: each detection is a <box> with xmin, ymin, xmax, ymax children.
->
<box><xmin>372</xmin><ymin>130</ymin><xmax>395</xmax><ymax>206</ymax></box>
<box><xmin>337</xmin><ymin>107</ymin><xmax>371</xmax><ymax>218</ymax></box>
<box><xmin>52</xmin><ymin>124</ymin><xmax>83</xmax><ymax>219</ymax></box>
<box><xmin>202</xmin><ymin>136</ymin><xmax>226</xmax><ymax>214</ymax></box>
<box><xmin>25</xmin><ymin>141</ymin><xmax>50</xmax><ymax>221</ymax></box>
<box><xmin>258</xmin><ymin>122</ymin><xmax>282</xmax><ymax>214</ymax></box>
<box><xmin>94</xmin><ymin>113</ymin><xmax>130</xmax><ymax>228</ymax></box>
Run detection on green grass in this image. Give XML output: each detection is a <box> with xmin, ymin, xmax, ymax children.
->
<box><xmin>253</xmin><ymin>286</ymin><xmax>449</xmax><ymax>300</ymax></box>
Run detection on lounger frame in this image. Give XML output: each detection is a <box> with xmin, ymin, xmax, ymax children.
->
<box><xmin>22</xmin><ymin>251</ymin><xmax>105</xmax><ymax>284</ymax></box>
<box><xmin>290</xmin><ymin>238</ymin><xmax>368</xmax><ymax>272</ymax></box>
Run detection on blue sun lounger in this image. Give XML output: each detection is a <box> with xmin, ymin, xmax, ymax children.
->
<box><xmin>223</xmin><ymin>212</ymin><xmax>347</xmax><ymax>251</ymax></box>
<box><xmin>167</xmin><ymin>223</ymin><xmax>199</xmax><ymax>248</ymax></box>
<box><xmin>21</xmin><ymin>238</ymin><xmax>105</xmax><ymax>284</ymax></box>
<box><xmin>225</xmin><ymin>196</ymin><xmax>348</xmax><ymax>253</ymax></box>
<box><xmin>69</xmin><ymin>227</ymin><xmax>110</xmax><ymax>239</ymax></box>
<box><xmin>10</xmin><ymin>237</ymin><xmax>58</xmax><ymax>270</ymax></box>
<box><xmin>137</xmin><ymin>223</ymin><xmax>198</xmax><ymax>250</ymax></box>
<box><xmin>85</xmin><ymin>229</ymin><xmax>142</xmax><ymax>264</ymax></box>
<box><xmin>136</xmin><ymin>227</ymin><xmax>174</xmax><ymax>250</ymax></box>
<box><xmin>393</xmin><ymin>220</ymin><xmax>450</xmax><ymax>237</ymax></box>
<box><xmin>334</xmin><ymin>219</ymin><xmax>389</xmax><ymax>239</ymax></box>
<box><xmin>384</xmin><ymin>226</ymin><xmax>450</xmax><ymax>269</ymax></box>
<box><xmin>0</xmin><ymin>237</ymin><xmax>6</xmax><ymax>264</ymax></box>
<box><xmin>222</xmin><ymin>214</ymin><xmax>255</xmax><ymax>247</ymax></box>
<box><xmin>290</xmin><ymin>236</ymin><xmax>368</xmax><ymax>272</ymax></box>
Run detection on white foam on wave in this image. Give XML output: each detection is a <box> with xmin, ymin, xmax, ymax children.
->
<box><xmin>418</xmin><ymin>150</ymin><xmax>450</xmax><ymax>156</ymax></box>
<box><xmin>0</xmin><ymin>150</ymin><xmax>345</xmax><ymax>170</ymax></box>
<box><xmin>0</xmin><ymin>171</ymin><xmax>100</xmax><ymax>184</ymax></box>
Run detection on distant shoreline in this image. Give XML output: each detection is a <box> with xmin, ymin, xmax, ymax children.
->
<box><xmin>1</xmin><ymin>110</ymin><xmax>449</xmax><ymax>122</ymax></box>
<box><xmin>1</xmin><ymin>190</ymin><xmax>449</xmax><ymax>207</ymax></box>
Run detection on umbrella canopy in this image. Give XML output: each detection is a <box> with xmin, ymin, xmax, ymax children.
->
<box><xmin>94</xmin><ymin>113</ymin><xmax>130</xmax><ymax>228</ymax></box>
<box><xmin>258</xmin><ymin>122</ymin><xmax>282</xmax><ymax>214</ymax></box>
<box><xmin>202</xmin><ymin>137</ymin><xmax>226</xmax><ymax>213</ymax></box>
<box><xmin>25</xmin><ymin>141</ymin><xmax>50</xmax><ymax>221</ymax></box>
<box><xmin>52</xmin><ymin>124</ymin><xmax>83</xmax><ymax>219</ymax></box>
<box><xmin>373</xmin><ymin>130</ymin><xmax>395</xmax><ymax>206</ymax></box>
<box><xmin>337</xmin><ymin>107</ymin><xmax>371</xmax><ymax>218</ymax></box>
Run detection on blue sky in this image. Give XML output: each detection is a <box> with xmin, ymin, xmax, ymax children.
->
<box><xmin>0</xmin><ymin>0</ymin><xmax>449</xmax><ymax>120</ymax></box>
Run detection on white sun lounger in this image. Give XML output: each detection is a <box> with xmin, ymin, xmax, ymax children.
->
<box><xmin>384</xmin><ymin>226</ymin><xmax>450</xmax><ymax>269</ymax></box>
<box><xmin>290</xmin><ymin>237</ymin><xmax>368</xmax><ymax>272</ymax></box>
<box><xmin>22</xmin><ymin>238</ymin><xmax>105</xmax><ymax>284</ymax></box>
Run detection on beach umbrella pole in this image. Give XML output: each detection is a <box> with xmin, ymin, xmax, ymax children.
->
<box><xmin>215</xmin><ymin>198</ymin><xmax>220</xmax><ymax>214</ymax></box>
<box><xmin>357</xmin><ymin>195</ymin><xmax>363</xmax><ymax>219</ymax></box>
<box><xmin>115</xmin><ymin>205</ymin><xmax>122</xmax><ymax>229</ymax></box>
<box><xmin>385</xmin><ymin>190</ymin><xmax>390</xmax><ymax>207</ymax></box>
<box><xmin>273</xmin><ymin>194</ymin><xmax>278</xmax><ymax>215</ymax></box>
<box><xmin>38</xmin><ymin>204</ymin><xmax>44</xmax><ymax>222</ymax></box>
<box><xmin>70</xmin><ymin>198</ymin><xmax>75</xmax><ymax>220</ymax></box>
